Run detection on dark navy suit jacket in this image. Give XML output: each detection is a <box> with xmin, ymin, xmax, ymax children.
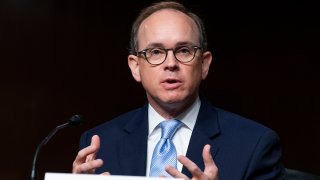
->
<box><xmin>79</xmin><ymin>98</ymin><xmax>285</xmax><ymax>179</ymax></box>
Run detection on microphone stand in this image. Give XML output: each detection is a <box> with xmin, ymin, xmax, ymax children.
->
<box><xmin>30</xmin><ymin>115</ymin><xmax>82</xmax><ymax>180</ymax></box>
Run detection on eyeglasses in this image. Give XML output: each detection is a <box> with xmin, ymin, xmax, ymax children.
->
<box><xmin>136</xmin><ymin>45</ymin><xmax>201</xmax><ymax>65</ymax></box>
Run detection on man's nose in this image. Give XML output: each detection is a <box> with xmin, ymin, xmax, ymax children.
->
<box><xmin>163</xmin><ymin>50</ymin><xmax>179</xmax><ymax>70</ymax></box>
<box><xmin>165</xmin><ymin>50</ymin><xmax>178</xmax><ymax>65</ymax></box>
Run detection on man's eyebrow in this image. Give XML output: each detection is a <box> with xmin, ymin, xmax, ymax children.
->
<box><xmin>142</xmin><ymin>41</ymin><xmax>197</xmax><ymax>49</ymax></box>
<box><xmin>175</xmin><ymin>41</ymin><xmax>195</xmax><ymax>46</ymax></box>
<box><xmin>144</xmin><ymin>43</ymin><xmax>165</xmax><ymax>49</ymax></box>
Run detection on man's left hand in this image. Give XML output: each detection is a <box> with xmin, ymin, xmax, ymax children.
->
<box><xmin>165</xmin><ymin>144</ymin><xmax>218</xmax><ymax>180</ymax></box>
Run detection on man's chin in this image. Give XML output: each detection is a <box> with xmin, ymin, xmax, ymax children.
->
<box><xmin>147</xmin><ymin>92</ymin><xmax>192</xmax><ymax>107</ymax></box>
<box><xmin>160</xmin><ymin>95</ymin><xmax>186</xmax><ymax>105</ymax></box>
<box><xmin>161</xmin><ymin>92</ymin><xmax>180</xmax><ymax>100</ymax></box>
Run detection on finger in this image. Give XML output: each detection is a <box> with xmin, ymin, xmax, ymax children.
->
<box><xmin>72</xmin><ymin>135</ymin><xmax>101</xmax><ymax>173</ymax></box>
<box><xmin>73</xmin><ymin>159</ymin><xmax>103</xmax><ymax>173</ymax></box>
<box><xmin>165</xmin><ymin>165</ymin><xmax>189</xmax><ymax>179</ymax></box>
<box><xmin>101</xmin><ymin>172</ymin><xmax>111</xmax><ymax>176</ymax></box>
<box><xmin>203</xmin><ymin>144</ymin><xmax>216</xmax><ymax>168</ymax></box>
<box><xmin>87</xmin><ymin>135</ymin><xmax>101</xmax><ymax>162</ymax></box>
<box><xmin>73</xmin><ymin>145</ymin><xmax>99</xmax><ymax>167</ymax></box>
<box><xmin>203</xmin><ymin>144</ymin><xmax>218</xmax><ymax>178</ymax></box>
<box><xmin>178</xmin><ymin>155</ymin><xmax>204</xmax><ymax>178</ymax></box>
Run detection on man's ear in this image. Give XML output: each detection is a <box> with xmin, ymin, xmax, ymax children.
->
<box><xmin>201</xmin><ymin>51</ymin><xmax>213</xmax><ymax>80</ymax></box>
<box><xmin>128</xmin><ymin>54</ymin><xmax>141</xmax><ymax>82</ymax></box>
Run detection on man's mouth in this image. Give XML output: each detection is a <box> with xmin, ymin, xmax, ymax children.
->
<box><xmin>166</xmin><ymin>79</ymin><xmax>179</xmax><ymax>83</ymax></box>
<box><xmin>161</xmin><ymin>78</ymin><xmax>182</xmax><ymax>89</ymax></box>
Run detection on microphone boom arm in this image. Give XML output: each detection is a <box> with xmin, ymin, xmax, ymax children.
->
<box><xmin>30</xmin><ymin>115</ymin><xmax>83</xmax><ymax>180</ymax></box>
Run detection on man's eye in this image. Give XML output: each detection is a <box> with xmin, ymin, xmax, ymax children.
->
<box><xmin>150</xmin><ymin>49</ymin><xmax>164</xmax><ymax>55</ymax></box>
<box><xmin>176</xmin><ymin>47</ymin><xmax>191</xmax><ymax>54</ymax></box>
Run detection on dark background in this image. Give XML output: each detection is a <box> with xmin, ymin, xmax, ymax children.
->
<box><xmin>1</xmin><ymin>0</ymin><xmax>319</xmax><ymax>179</ymax></box>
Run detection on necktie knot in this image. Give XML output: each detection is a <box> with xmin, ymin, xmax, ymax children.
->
<box><xmin>149</xmin><ymin>119</ymin><xmax>182</xmax><ymax>177</ymax></box>
<box><xmin>160</xmin><ymin>119</ymin><xmax>182</xmax><ymax>139</ymax></box>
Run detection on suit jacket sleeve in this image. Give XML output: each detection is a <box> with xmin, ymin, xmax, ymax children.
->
<box><xmin>244</xmin><ymin>129</ymin><xmax>285</xmax><ymax>179</ymax></box>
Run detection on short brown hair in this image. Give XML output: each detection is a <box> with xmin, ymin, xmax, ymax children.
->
<box><xmin>129</xmin><ymin>1</ymin><xmax>208</xmax><ymax>55</ymax></box>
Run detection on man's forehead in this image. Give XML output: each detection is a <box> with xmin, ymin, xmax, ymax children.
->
<box><xmin>137</xmin><ymin>10</ymin><xmax>200</xmax><ymax>48</ymax></box>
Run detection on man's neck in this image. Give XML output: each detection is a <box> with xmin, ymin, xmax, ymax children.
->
<box><xmin>147</xmin><ymin>95</ymin><xmax>198</xmax><ymax>119</ymax></box>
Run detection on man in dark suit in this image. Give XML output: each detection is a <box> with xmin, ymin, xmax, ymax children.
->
<box><xmin>72</xmin><ymin>1</ymin><xmax>285</xmax><ymax>179</ymax></box>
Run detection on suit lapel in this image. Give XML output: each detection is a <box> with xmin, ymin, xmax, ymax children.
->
<box><xmin>118</xmin><ymin>105</ymin><xmax>149</xmax><ymax>176</ymax></box>
<box><xmin>182</xmin><ymin>98</ymin><xmax>221</xmax><ymax>178</ymax></box>
<box><xmin>117</xmin><ymin>98</ymin><xmax>220</xmax><ymax>177</ymax></box>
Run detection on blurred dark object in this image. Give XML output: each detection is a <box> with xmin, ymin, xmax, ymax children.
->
<box><xmin>286</xmin><ymin>168</ymin><xmax>320</xmax><ymax>180</ymax></box>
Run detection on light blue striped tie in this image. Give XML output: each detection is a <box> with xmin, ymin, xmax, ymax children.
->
<box><xmin>149</xmin><ymin>119</ymin><xmax>182</xmax><ymax>177</ymax></box>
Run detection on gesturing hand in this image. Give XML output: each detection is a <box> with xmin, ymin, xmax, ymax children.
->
<box><xmin>165</xmin><ymin>144</ymin><xmax>218</xmax><ymax>180</ymax></box>
<box><xmin>72</xmin><ymin>135</ymin><xmax>108</xmax><ymax>174</ymax></box>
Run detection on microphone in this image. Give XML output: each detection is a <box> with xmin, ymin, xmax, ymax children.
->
<box><xmin>30</xmin><ymin>114</ymin><xmax>83</xmax><ymax>180</ymax></box>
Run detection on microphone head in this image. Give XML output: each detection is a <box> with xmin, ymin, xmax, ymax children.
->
<box><xmin>68</xmin><ymin>114</ymin><xmax>83</xmax><ymax>126</ymax></box>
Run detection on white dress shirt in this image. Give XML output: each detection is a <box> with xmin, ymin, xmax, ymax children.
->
<box><xmin>146</xmin><ymin>97</ymin><xmax>201</xmax><ymax>176</ymax></box>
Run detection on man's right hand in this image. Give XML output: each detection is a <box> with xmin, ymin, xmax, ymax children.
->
<box><xmin>72</xmin><ymin>135</ymin><xmax>105</xmax><ymax>174</ymax></box>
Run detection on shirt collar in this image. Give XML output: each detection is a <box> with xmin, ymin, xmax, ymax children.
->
<box><xmin>148</xmin><ymin>96</ymin><xmax>201</xmax><ymax>136</ymax></box>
